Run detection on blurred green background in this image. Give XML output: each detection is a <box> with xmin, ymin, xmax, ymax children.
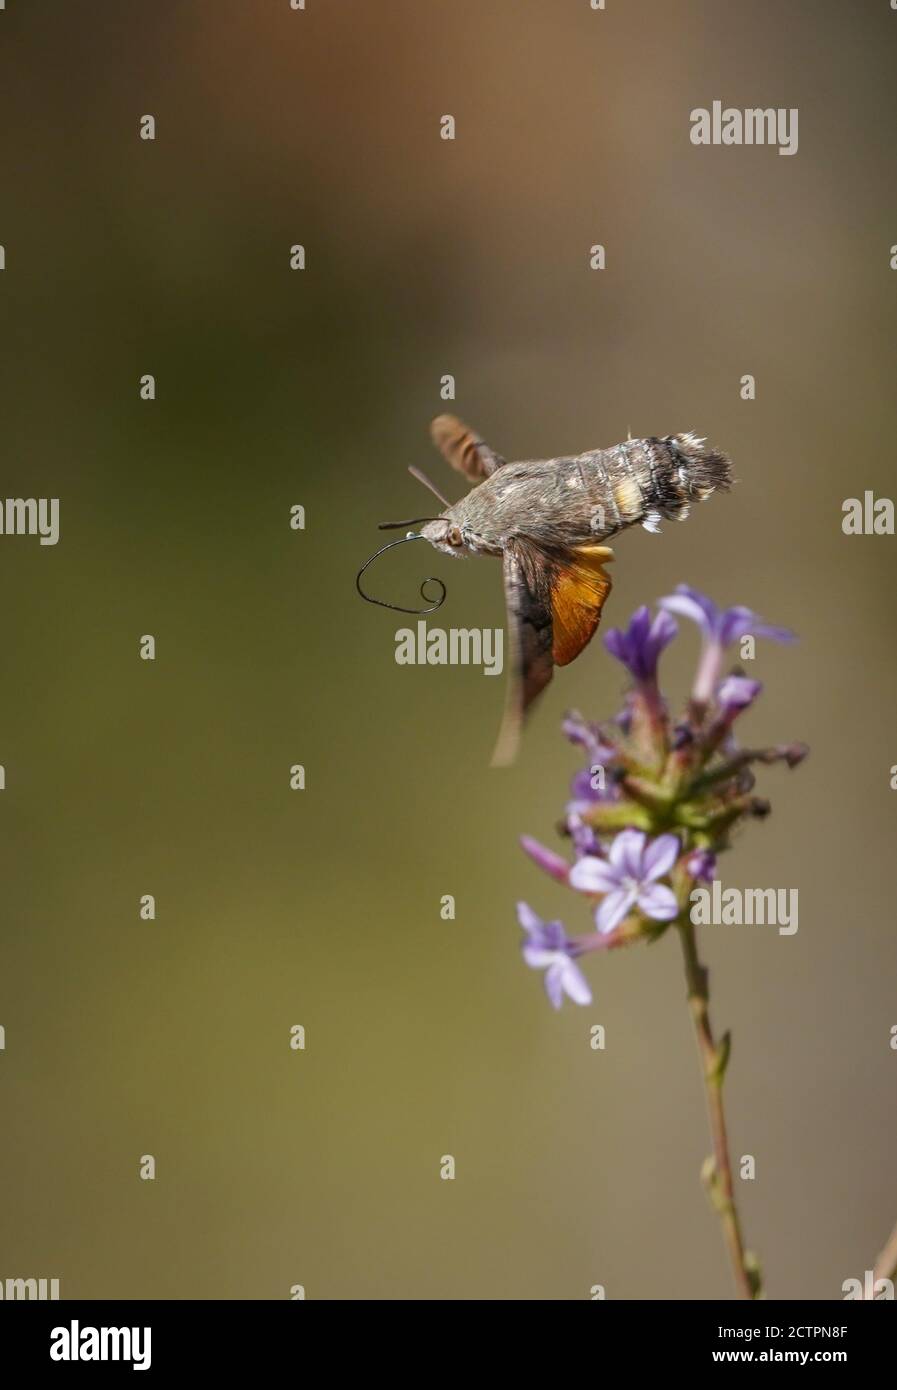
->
<box><xmin>1</xmin><ymin>0</ymin><xmax>895</xmax><ymax>1300</ymax></box>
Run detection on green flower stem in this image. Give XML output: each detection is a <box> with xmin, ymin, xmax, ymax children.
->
<box><xmin>629</xmin><ymin>685</ymin><xmax>669</xmax><ymax>772</ymax></box>
<box><xmin>677</xmin><ymin>915</ymin><xmax>759</xmax><ymax>1300</ymax></box>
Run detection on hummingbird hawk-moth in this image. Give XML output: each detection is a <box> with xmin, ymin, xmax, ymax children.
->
<box><xmin>358</xmin><ymin>415</ymin><xmax>733</xmax><ymax>766</ymax></box>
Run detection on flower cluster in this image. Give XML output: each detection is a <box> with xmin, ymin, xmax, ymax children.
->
<box><xmin>518</xmin><ymin>586</ymin><xmax>806</xmax><ymax>1008</ymax></box>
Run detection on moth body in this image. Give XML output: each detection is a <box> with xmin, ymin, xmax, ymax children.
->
<box><xmin>422</xmin><ymin>433</ymin><xmax>732</xmax><ymax>559</ymax></box>
<box><xmin>366</xmin><ymin>415</ymin><xmax>733</xmax><ymax>765</ymax></box>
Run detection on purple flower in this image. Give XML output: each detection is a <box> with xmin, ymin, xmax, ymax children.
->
<box><xmin>717</xmin><ymin>675</ymin><xmax>762</xmax><ymax>717</ymax></box>
<box><xmin>562</xmin><ymin>711</ymin><xmax>614</xmax><ymax>762</ymax></box>
<box><xmin>567</xmin><ymin>764</ymin><xmax>618</xmax><ymax>817</ymax></box>
<box><xmin>658</xmin><ymin>585</ymin><xmax>795</xmax><ymax>647</ymax></box>
<box><xmin>604</xmin><ymin>606</ymin><xmax>678</xmax><ymax>684</ymax></box>
<box><xmin>686</xmin><ymin>848</ymin><xmax>717</xmax><ymax>882</ymax></box>
<box><xmin>520</xmin><ymin>835</ymin><xmax>570</xmax><ymax>884</ymax></box>
<box><xmin>564</xmin><ymin>812</ymin><xmax>601</xmax><ymax>858</ymax></box>
<box><xmin>569</xmin><ymin>829</ymin><xmax>680</xmax><ymax>935</ymax></box>
<box><xmin>658</xmin><ymin>586</ymin><xmax>795</xmax><ymax>704</ymax></box>
<box><xmin>518</xmin><ymin>903</ymin><xmax>592</xmax><ymax>1009</ymax></box>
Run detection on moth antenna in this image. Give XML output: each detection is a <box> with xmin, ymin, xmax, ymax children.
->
<box><xmin>355</xmin><ymin>533</ymin><xmax>447</xmax><ymax>614</ymax></box>
<box><xmin>408</xmin><ymin>465</ymin><xmax>453</xmax><ymax>509</ymax></box>
<box><xmin>377</xmin><ymin>515</ymin><xmax>443</xmax><ymax>530</ymax></box>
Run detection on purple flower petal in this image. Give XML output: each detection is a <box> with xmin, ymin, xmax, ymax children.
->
<box><xmin>603</xmin><ymin>628</ymin><xmax>628</xmax><ymax>663</ymax></box>
<box><xmin>517</xmin><ymin>901</ymin><xmax>543</xmax><ymax>935</ymax></box>
<box><xmin>687</xmin><ymin>848</ymin><xmax>717</xmax><ymax>882</ymax></box>
<box><xmin>659</xmin><ymin>586</ymin><xmax>718</xmax><ymax>636</ymax></box>
<box><xmin>604</xmin><ymin>605</ymin><xmax>677</xmax><ymax>682</ymax></box>
<box><xmin>716</xmin><ymin>606</ymin><xmax>755</xmax><ymax>645</ymax></box>
<box><xmin>561</xmin><ymin>711</ymin><xmax>611</xmax><ymax>760</ymax></box>
<box><xmin>717</xmin><ymin>606</ymin><xmax>796</xmax><ymax>647</ymax></box>
<box><xmin>644</xmin><ymin>609</ymin><xmax>679</xmax><ymax>668</ymax></box>
<box><xmin>751</xmin><ymin>621</ymin><xmax>797</xmax><ymax>644</ymax></box>
<box><xmin>596</xmin><ymin>887</ymin><xmax>636</xmax><ymax>935</ymax></box>
<box><xmin>641</xmin><ymin>833</ymin><xmax>680</xmax><ymax>882</ymax></box>
<box><xmin>569</xmin><ymin>768</ymin><xmax>604</xmax><ymax>805</ymax></box>
<box><xmin>569</xmin><ymin>855</ymin><xmax>619</xmax><ymax>894</ymax></box>
<box><xmin>662</xmin><ymin>586</ymin><xmax>796</xmax><ymax>652</ymax></box>
<box><xmin>608</xmin><ymin>828</ymin><xmax>646</xmax><ymax>877</ymax></box>
<box><xmin>544</xmin><ymin>962</ymin><xmax>565</xmax><ymax>1010</ymax></box>
<box><xmin>636</xmin><ymin>882</ymin><xmax>679</xmax><ymax>921</ymax></box>
<box><xmin>718</xmin><ymin>675</ymin><xmax>762</xmax><ymax>714</ymax></box>
<box><xmin>518</xmin><ymin>904</ymin><xmax>567</xmax><ymax>952</ymax></box>
<box><xmin>566</xmin><ymin>815</ymin><xmax>601</xmax><ymax>858</ymax></box>
<box><xmin>629</xmin><ymin>604</ymin><xmax>651</xmax><ymax>649</ymax></box>
<box><xmin>559</xmin><ymin>959</ymin><xmax>592</xmax><ymax>1006</ymax></box>
<box><xmin>523</xmin><ymin>943</ymin><xmax>560</xmax><ymax>970</ymax></box>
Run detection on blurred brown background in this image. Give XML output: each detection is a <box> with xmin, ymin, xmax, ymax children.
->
<box><xmin>0</xmin><ymin>0</ymin><xmax>895</xmax><ymax>1299</ymax></box>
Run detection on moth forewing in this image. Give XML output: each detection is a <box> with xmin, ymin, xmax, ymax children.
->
<box><xmin>491</xmin><ymin>546</ymin><xmax>554</xmax><ymax>767</ymax></box>
<box><xmin>490</xmin><ymin>541</ymin><xmax>614</xmax><ymax>766</ymax></box>
<box><xmin>430</xmin><ymin>414</ymin><xmax>505</xmax><ymax>484</ymax></box>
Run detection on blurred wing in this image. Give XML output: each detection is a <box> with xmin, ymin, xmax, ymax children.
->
<box><xmin>430</xmin><ymin>414</ymin><xmax>505</xmax><ymax>484</ymax></box>
<box><xmin>491</xmin><ymin>542</ymin><xmax>614</xmax><ymax>766</ymax></box>
<box><xmin>491</xmin><ymin>543</ymin><xmax>554</xmax><ymax>767</ymax></box>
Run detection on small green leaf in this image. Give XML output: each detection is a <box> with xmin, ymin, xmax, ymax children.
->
<box><xmin>708</xmin><ymin>1031</ymin><xmax>731</xmax><ymax>1085</ymax></box>
<box><xmin>700</xmin><ymin>1155</ymin><xmax>717</xmax><ymax>1190</ymax></box>
<box><xmin>744</xmin><ymin>1250</ymin><xmax>763</xmax><ymax>1299</ymax></box>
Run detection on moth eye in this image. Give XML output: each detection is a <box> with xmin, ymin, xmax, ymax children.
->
<box><xmin>448</xmin><ymin>526</ymin><xmax>463</xmax><ymax>546</ymax></box>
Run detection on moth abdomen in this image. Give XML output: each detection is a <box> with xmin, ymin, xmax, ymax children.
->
<box><xmin>584</xmin><ymin>433</ymin><xmax>733</xmax><ymax>537</ymax></box>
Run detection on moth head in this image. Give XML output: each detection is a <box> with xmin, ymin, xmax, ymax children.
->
<box><xmin>420</xmin><ymin>517</ymin><xmax>467</xmax><ymax>556</ymax></box>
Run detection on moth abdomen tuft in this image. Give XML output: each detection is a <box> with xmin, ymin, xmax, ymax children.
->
<box><xmin>620</xmin><ymin>433</ymin><xmax>733</xmax><ymax>531</ymax></box>
<box><xmin>666</xmin><ymin>433</ymin><xmax>734</xmax><ymax>501</ymax></box>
